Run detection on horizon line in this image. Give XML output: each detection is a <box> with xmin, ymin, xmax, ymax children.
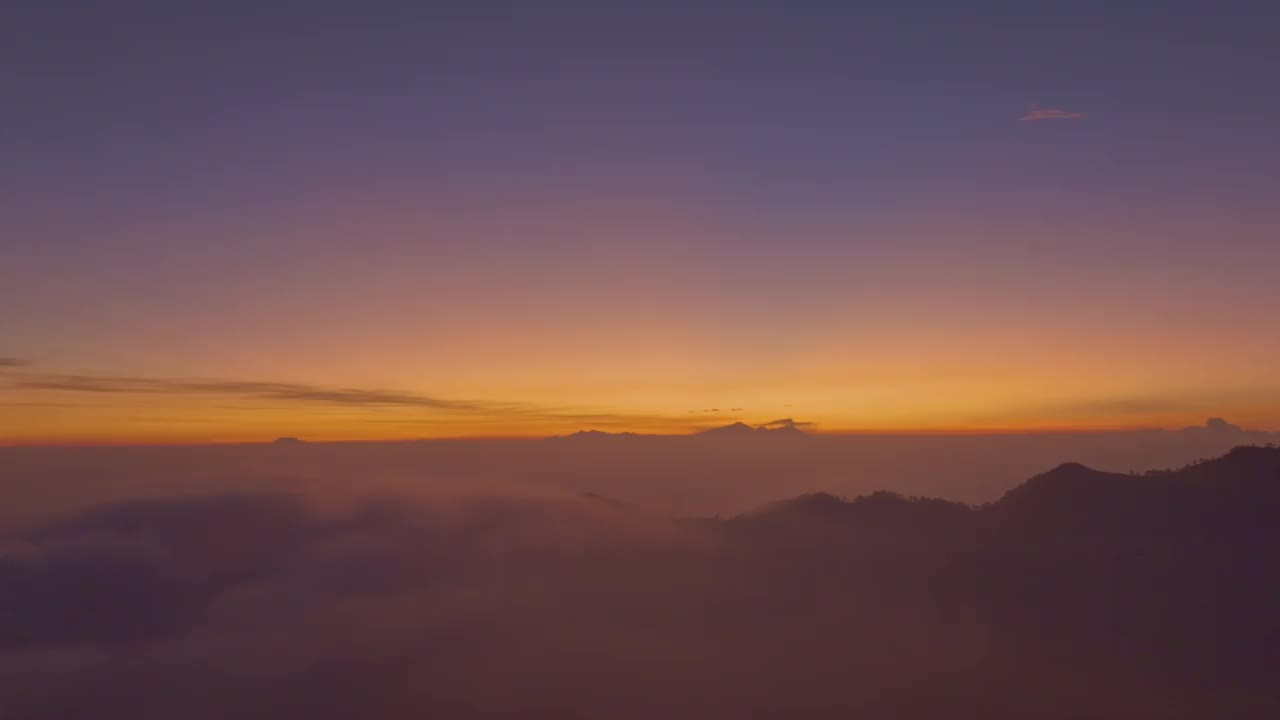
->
<box><xmin>1</xmin><ymin>420</ymin><xmax>1268</xmax><ymax>449</ymax></box>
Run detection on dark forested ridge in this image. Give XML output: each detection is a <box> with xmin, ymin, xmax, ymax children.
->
<box><xmin>725</xmin><ymin>445</ymin><xmax>1280</xmax><ymax>714</ymax></box>
<box><xmin>738</xmin><ymin>444</ymin><xmax>1280</xmax><ymax>536</ymax></box>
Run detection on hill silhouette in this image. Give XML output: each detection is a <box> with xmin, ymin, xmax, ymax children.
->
<box><xmin>736</xmin><ymin>444</ymin><xmax>1280</xmax><ymax>535</ymax></box>
<box><xmin>990</xmin><ymin>444</ymin><xmax>1280</xmax><ymax>535</ymax></box>
<box><xmin>726</xmin><ymin>445</ymin><xmax>1280</xmax><ymax>708</ymax></box>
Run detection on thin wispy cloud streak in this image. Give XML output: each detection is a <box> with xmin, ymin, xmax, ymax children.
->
<box><xmin>1019</xmin><ymin>106</ymin><xmax>1086</xmax><ymax>121</ymax></box>
<box><xmin>17</xmin><ymin>375</ymin><xmax>487</xmax><ymax>410</ymax></box>
<box><xmin>0</xmin><ymin>358</ymin><xmax>28</xmax><ymax>368</ymax></box>
<box><xmin>10</xmin><ymin>371</ymin><xmax>701</xmax><ymax>430</ymax></box>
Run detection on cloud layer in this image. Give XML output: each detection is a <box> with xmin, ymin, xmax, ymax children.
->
<box><xmin>3</xmin><ymin>445</ymin><xmax>1280</xmax><ymax>718</ymax></box>
<box><xmin>0</xmin><ymin>483</ymin><xmax>1095</xmax><ymax>719</ymax></box>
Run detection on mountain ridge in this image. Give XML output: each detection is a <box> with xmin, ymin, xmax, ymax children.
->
<box><xmin>735</xmin><ymin>444</ymin><xmax>1280</xmax><ymax>536</ymax></box>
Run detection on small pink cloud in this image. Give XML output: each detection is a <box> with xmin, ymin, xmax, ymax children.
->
<box><xmin>1019</xmin><ymin>105</ymin><xmax>1087</xmax><ymax>122</ymax></box>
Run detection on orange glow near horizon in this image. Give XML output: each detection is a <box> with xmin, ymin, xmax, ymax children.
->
<box><xmin>5</xmin><ymin>202</ymin><xmax>1279</xmax><ymax>445</ymax></box>
<box><xmin>5</xmin><ymin>353</ymin><xmax>1279</xmax><ymax>445</ymax></box>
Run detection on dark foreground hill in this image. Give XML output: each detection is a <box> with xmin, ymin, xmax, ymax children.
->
<box><xmin>739</xmin><ymin>444</ymin><xmax>1280</xmax><ymax>536</ymax></box>
<box><xmin>728</xmin><ymin>445</ymin><xmax>1280</xmax><ymax>711</ymax></box>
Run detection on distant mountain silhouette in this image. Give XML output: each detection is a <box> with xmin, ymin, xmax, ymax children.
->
<box><xmin>1202</xmin><ymin>417</ymin><xmax>1243</xmax><ymax>432</ymax></box>
<box><xmin>553</xmin><ymin>421</ymin><xmax>814</xmax><ymax>442</ymax></box>
<box><xmin>557</xmin><ymin>416</ymin><xmax>1260</xmax><ymax>444</ymax></box>
<box><xmin>696</xmin><ymin>420</ymin><xmax>810</xmax><ymax>438</ymax></box>
<box><xmin>270</xmin><ymin>437</ymin><xmax>307</xmax><ymax>446</ymax></box>
<box><xmin>1170</xmin><ymin>416</ymin><xmax>1274</xmax><ymax>445</ymax></box>
<box><xmin>696</xmin><ymin>421</ymin><xmax>757</xmax><ymax>437</ymax></box>
<box><xmin>555</xmin><ymin>429</ymin><xmax>644</xmax><ymax>440</ymax></box>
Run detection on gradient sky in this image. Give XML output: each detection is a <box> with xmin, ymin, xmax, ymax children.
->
<box><xmin>3</xmin><ymin>1</ymin><xmax>1280</xmax><ymax>442</ymax></box>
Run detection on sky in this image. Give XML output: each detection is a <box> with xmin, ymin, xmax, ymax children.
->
<box><xmin>3</xmin><ymin>1</ymin><xmax>1280</xmax><ymax>443</ymax></box>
